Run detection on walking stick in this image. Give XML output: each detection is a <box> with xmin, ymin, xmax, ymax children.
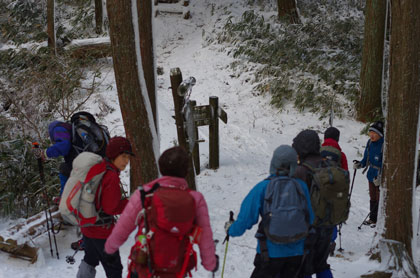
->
<box><xmin>358</xmin><ymin>212</ymin><xmax>370</xmax><ymax>230</ymax></box>
<box><xmin>33</xmin><ymin>142</ymin><xmax>60</xmax><ymax>259</ymax></box>
<box><xmin>349</xmin><ymin>168</ymin><xmax>357</xmax><ymax>202</ymax></box>
<box><xmin>221</xmin><ymin>211</ymin><xmax>234</xmax><ymax>278</ymax></box>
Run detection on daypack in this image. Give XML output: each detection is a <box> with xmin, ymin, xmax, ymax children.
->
<box><xmin>59</xmin><ymin>152</ymin><xmax>113</xmax><ymax>227</ymax></box>
<box><xmin>303</xmin><ymin>160</ymin><xmax>350</xmax><ymax>227</ymax></box>
<box><xmin>128</xmin><ymin>184</ymin><xmax>202</xmax><ymax>278</ymax></box>
<box><xmin>320</xmin><ymin>145</ymin><xmax>342</xmax><ymax>167</ymax></box>
<box><xmin>70</xmin><ymin>112</ymin><xmax>110</xmax><ymax>157</ymax></box>
<box><xmin>260</xmin><ymin>176</ymin><xmax>311</xmax><ymax>244</ymax></box>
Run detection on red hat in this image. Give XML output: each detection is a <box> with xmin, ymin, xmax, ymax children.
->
<box><xmin>106</xmin><ymin>137</ymin><xmax>134</xmax><ymax>160</ymax></box>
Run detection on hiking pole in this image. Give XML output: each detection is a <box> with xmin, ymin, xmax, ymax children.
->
<box><xmin>65</xmin><ymin>248</ymin><xmax>79</xmax><ymax>265</ymax></box>
<box><xmin>358</xmin><ymin>212</ymin><xmax>370</xmax><ymax>230</ymax></box>
<box><xmin>33</xmin><ymin>142</ymin><xmax>60</xmax><ymax>259</ymax></box>
<box><xmin>221</xmin><ymin>211</ymin><xmax>234</xmax><ymax>278</ymax></box>
<box><xmin>349</xmin><ymin>169</ymin><xmax>357</xmax><ymax>202</ymax></box>
<box><xmin>337</xmin><ymin>224</ymin><xmax>344</xmax><ymax>252</ymax></box>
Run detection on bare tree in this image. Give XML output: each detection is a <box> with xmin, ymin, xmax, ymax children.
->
<box><xmin>357</xmin><ymin>0</ymin><xmax>387</xmax><ymax>122</ymax></box>
<box><xmin>366</xmin><ymin>0</ymin><xmax>420</xmax><ymax>277</ymax></box>
<box><xmin>47</xmin><ymin>0</ymin><xmax>55</xmax><ymax>53</ymax></box>
<box><xmin>94</xmin><ymin>0</ymin><xmax>103</xmax><ymax>34</ymax></box>
<box><xmin>277</xmin><ymin>0</ymin><xmax>300</xmax><ymax>24</ymax></box>
<box><xmin>106</xmin><ymin>0</ymin><xmax>159</xmax><ymax>192</ymax></box>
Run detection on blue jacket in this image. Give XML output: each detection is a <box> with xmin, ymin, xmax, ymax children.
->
<box><xmin>46</xmin><ymin>121</ymin><xmax>72</xmax><ymax>159</ymax></box>
<box><xmin>228</xmin><ymin>175</ymin><xmax>314</xmax><ymax>258</ymax></box>
<box><xmin>360</xmin><ymin>137</ymin><xmax>384</xmax><ymax>182</ymax></box>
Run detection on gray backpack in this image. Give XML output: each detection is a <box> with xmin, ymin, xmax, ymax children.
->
<box><xmin>260</xmin><ymin>176</ymin><xmax>310</xmax><ymax>244</ymax></box>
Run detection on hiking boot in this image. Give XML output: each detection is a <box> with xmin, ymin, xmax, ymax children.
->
<box><xmin>363</xmin><ymin>219</ymin><xmax>376</xmax><ymax>226</ymax></box>
<box><xmin>71</xmin><ymin>239</ymin><xmax>85</xmax><ymax>251</ymax></box>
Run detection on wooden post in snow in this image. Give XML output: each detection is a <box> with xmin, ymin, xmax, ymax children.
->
<box><xmin>190</xmin><ymin>100</ymin><xmax>200</xmax><ymax>175</ymax></box>
<box><xmin>170</xmin><ymin>68</ymin><xmax>196</xmax><ymax>190</ymax></box>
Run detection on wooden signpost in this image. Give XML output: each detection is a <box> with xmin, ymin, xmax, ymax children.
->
<box><xmin>170</xmin><ymin>68</ymin><xmax>228</xmax><ymax>185</ymax></box>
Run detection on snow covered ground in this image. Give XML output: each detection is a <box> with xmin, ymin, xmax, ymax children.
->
<box><xmin>0</xmin><ymin>0</ymin><xmax>419</xmax><ymax>277</ymax></box>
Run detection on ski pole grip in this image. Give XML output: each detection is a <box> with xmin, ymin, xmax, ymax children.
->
<box><xmin>229</xmin><ymin>210</ymin><xmax>234</xmax><ymax>222</ymax></box>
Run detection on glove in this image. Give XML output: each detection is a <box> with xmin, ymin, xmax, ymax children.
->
<box><xmin>212</xmin><ymin>255</ymin><xmax>219</xmax><ymax>273</ymax></box>
<box><xmin>102</xmin><ymin>250</ymin><xmax>119</xmax><ymax>265</ymax></box>
<box><xmin>373</xmin><ymin>175</ymin><xmax>381</xmax><ymax>186</ymax></box>
<box><xmin>304</xmin><ymin>228</ymin><xmax>317</xmax><ymax>251</ymax></box>
<box><xmin>224</xmin><ymin>220</ymin><xmax>234</xmax><ymax>234</ymax></box>
<box><xmin>353</xmin><ymin>160</ymin><xmax>362</xmax><ymax>170</ymax></box>
<box><xmin>32</xmin><ymin>148</ymin><xmax>46</xmax><ymax>161</ymax></box>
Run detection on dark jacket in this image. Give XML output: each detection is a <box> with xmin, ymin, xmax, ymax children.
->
<box><xmin>360</xmin><ymin>138</ymin><xmax>384</xmax><ymax>182</ymax></box>
<box><xmin>294</xmin><ymin>154</ymin><xmax>324</xmax><ymax>191</ymax></box>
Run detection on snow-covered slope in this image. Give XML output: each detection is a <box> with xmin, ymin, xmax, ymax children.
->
<box><xmin>0</xmin><ymin>1</ymin><xmax>418</xmax><ymax>277</ymax></box>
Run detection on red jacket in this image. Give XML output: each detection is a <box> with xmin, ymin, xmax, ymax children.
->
<box><xmin>81</xmin><ymin>160</ymin><xmax>128</xmax><ymax>239</ymax></box>
<box><xmin>322</xmin><ymin>138</ymin><xmax>348</xmax><ymax>170</ymax></box>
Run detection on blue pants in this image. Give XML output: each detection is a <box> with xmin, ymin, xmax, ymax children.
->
<box><xmin>58</xmin><ymin>173</ymin><xmax>68</xmax><ymax>196</ymax></box>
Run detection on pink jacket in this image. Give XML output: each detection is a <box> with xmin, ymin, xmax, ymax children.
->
<box><xmin>104</xmin><ymin>176</ymin><xmax>217</xmax><ymax>272</ymax></box>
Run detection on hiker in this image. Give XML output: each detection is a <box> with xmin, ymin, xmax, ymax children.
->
<box><xmin>321</xmin><ymin>126</ymin><xmax>348</xmax><ymax>256</ymax></box>
<box><xmin>353</xmin><ymin>121</ymin><xmax>384</xmax><ymax>226</ymax></box>
<box><xmin>76</xmin><ymin>136</ymin><xmax>133</xmax><ymax>278</ymax></box>
<box><xmin>103</xmin><ymin>146</ymin><xmax>218</xmax><ymax>278</ymax></box>
<box><xmin>225</xmin><ymin>145</ymin><xmax>314</xmax><ymax>278</ymax></box>
<box><xmin>292</xmin><ymin>130</ymin><xmax>335</xmax><ymax>278</ymax></box>
<box><xmin>32</xmin><ymin>111</ymin><xmax>109</xmax><ymax>196</ymax></box>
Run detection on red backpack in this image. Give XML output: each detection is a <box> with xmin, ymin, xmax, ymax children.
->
<box><xmin>128</xmin><ymin>183</ymin><xmax>202</xmax><ymax>278</ymax></box>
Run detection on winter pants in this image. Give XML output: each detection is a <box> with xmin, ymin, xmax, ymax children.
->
<box><xmin>250</xmin><ymin>253</ymin><xmax>303</xmax><ymax>278</ymax></box>
<box><xmin>302</xmin><ymin>226</ymin><xmax>334</xmax><ymax>276</ymax></box>
<box><xmin>368</xmin><ymin>181</ymin><xmax>380</xmax><ymax>222</ymax></box>
<box><xmin>81</xmin><ymin>236</ymin><xmax>123</xmax><ymax>278</ymax></box>
<box><xmin>58</xmin><ymin>173</ymin><xmax>68</xmax><ymax>196</ymax></box>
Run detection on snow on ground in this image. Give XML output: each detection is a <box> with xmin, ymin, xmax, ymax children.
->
<box><xmin>0</xmin><ymin>0</ymin><xmax>419</xmax><ymax>277</ymax></box>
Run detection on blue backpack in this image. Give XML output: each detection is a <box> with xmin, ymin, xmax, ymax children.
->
<box><xmin>260</xmin><ymin>176</ymin><xmax>310</xmax><ymax>244</ymax></box>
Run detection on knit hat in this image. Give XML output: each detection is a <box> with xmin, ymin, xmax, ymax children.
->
<box><xmin>324</xmin><ymin>126</ymin><xmax>340</xmax><ymax>142</ymax></box>
<box><xmin>159</xmin><ymin>146</ymin><xmax>189</xmax><ymax>178</ymax></box>
<box><xmin>368</xmin><ymin>121</ymin><xmax>384</xmax><ymax>137</ymax></box>
<box><xmin>292</xmin><ymin>130</ymin><xmax>321</xmax><ymax>159</ymax></box>
<box><xmin>269</xmin><ymin>145</ymin><xmax>298</xmax><ymax>177</ymax></box>
<box><xmin>105</xmin><ymin>137</ymin><xmax>134</xmax><ymax>160</ymax></box>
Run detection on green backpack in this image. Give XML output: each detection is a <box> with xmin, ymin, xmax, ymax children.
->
<box><xmin>303</xmin><ymin>159</ymin><xmax>350</xmax><ymax>227</ymax></box>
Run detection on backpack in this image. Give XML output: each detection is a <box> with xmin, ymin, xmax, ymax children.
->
<box><xmin>70</xmin><ymin>112</ymin><xmax>110</xmax><ymax>157</ymax></box>
<box><xmin>303</xmin><ymin>160</ymin><xmax>350</xmax><ymax>227</ymax></box>
<box><xmin>59</xmin><ymin>152</ymin><xmax>113</xmax><ymax>227</ymax></box>
<box><xmin>128</xmin><ymin>184</ymin><xmax>202</xmax><ymax>278</ymax></box>
<box><xmin>259</xmin><ymin>176</ymin><xmax>311</xmax><ymax>244</ymax></box>
<box><xmin>320</xmin><ymin>145</ymin><xmax>342</xmax><ymax>167</ymax></box>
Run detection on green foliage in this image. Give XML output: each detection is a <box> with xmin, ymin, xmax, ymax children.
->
<box><xmin>0</xmin><ymin>116</ymin><xmax>60</xmax><ymax>218</ymax></box>
<box><xmin>216</xmin><ymin>2</ymin><xmax>364</xmax><ymax>118</ymax></box>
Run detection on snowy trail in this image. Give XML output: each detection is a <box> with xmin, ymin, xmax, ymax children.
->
<box><xmin>0</xmin><ymin>0</ymin><xmax>419</xmax><ymax>277</ymax></box>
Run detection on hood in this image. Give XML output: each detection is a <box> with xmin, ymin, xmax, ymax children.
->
<box><xmin>322</xmin><ymin>138</ymin><xmax>341</xmax><ymax>151</ymax></box>
<box><xmin>269</xmin><ymin>145</ymin><xmax>298</xmax><ymax>177</ymax></box>
<box><xmin>48</xmin><ymin>121</ymin><xmax>63</xmax><ymax>141</ymax></box>
<box><xmin>292</xmin><ymin>130</ymin><xmax>320</xmax><ymax>159</ymax></box>
<box><xmin>143</xmin><ymin>176</ymin><xmax>189</xmax><ymax>191</ymax></box>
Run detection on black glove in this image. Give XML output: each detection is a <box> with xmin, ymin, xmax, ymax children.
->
<box><xmin>353</xmin><ymin>160</ymin><xmax>362</xmax><ymax>170</ymax></box>
<box><xmin>304</xmin><ymin>229</ymin><xmax>317</xmax><ymax>251</ymax></box>
<box><xmin>102</xmin><ymin>250</ymin><xmax>119</xmax><ymax>265</ymax></box>
<box><xmin>212</xmin><ymin>255</ymin><xmax>219</xmax><ymax>273</ymax></box>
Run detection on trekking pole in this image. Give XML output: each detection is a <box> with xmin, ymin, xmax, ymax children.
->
<box><xmin>65</xmin><ymin>248</ymin><xmax>79</xmax><ymax>265</ymax></box>
<box><xmin>337</xmin><ymin>224</ymin><xmax>344</xmax><ymax>252</ymax></box>
<box><xmin>349</xmin><ymin>169</ymin><xmax>357</xmax><ymax>202</ymax></box>
<box><xmin>33</xmin><ymin>142</ymin><xmax>60</xmax><ymax>259</ymax></box>
<box><xmin>221</xmin><ymin>211</ymin><xmax>234</xmax><ymax>278</ymax></box>
<box><xmin>357</xmin><ymin>212</ymin><xmax>370</xmax><ymax>230</ymax></box>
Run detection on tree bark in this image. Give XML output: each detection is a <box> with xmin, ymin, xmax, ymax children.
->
<box><xmin>357</xmin><ymin>0</ymin><xmax>387</xmax><ymax>122</ymax></box>
<box><xmin>277</xmin><ymin>0</ymin><xmax>300</xmax><ymax>24</ymax></box>
<box><xmin>137</xmin><ymin>0</ymin><xmax>157</xmax><ymax>128</ymax></box>
<box><xmin>94</xmin><ymin>0</ymin><xmax>103</xmax><ymax>34</ymax></box>
<box><xmin>380</xmin><ymin>0</ymin><xmax>420</xmax><ymax>275</ymax></box>
<box><xmin>47</xmin><ymin>0</ymin><xmax>56</xmax><ymax>53</ymax></box>
<box><xmin>106</xmin><ymin>0</ymin><xmax>159</xmax><ymax>193</ymax></box>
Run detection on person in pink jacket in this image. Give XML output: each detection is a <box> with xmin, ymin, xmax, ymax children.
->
<box><xmin>104</xmin><ymin>146</ymin><xmax>218</xmax><ymax>278</ymax></box>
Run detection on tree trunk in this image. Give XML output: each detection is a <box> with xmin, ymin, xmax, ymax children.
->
<box><xmin>106</xmin><ymin>0</ymin><xmax>159</xmax><ymax>193</ymax></box>
<box><xmin>47</xmin><ymin>0</ymin><xmax>55</xmax><ymax>53</ymax></box>
<box><xmin>277</xmin><ymin>0</ymin><xmax>300</xmax><ymax>24</ymax></box>
<box><xmin>357</xmin><ymin>0</ymin><xmax>387</xmax><ymax>122</ymax></box>
<box><xmin>136</xmin><ymin>0</ymin><xmax>157</xmax><ymax>128</ymax></box>
<box><xmin>380</xmin><ymin>0</ymin><xmax>420</xmax><ymax>276</ymax></box>
<box><xmin>94</xmin><ymin>0</ymin><xmax>103</xmax><ymax>34</ymax></box>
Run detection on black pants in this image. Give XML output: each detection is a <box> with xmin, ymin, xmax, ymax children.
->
<box><xmin>250</xmin><ymin>253</ymin><xmax>303</xmax><ymax>278</ymax></box>
<box><xmin>302</xmin><ymin>226</ymin><xmax>334</xmax><ymax>276</ymax></box>
<box><xmin>83</xmin><ymin>236</ymin><xmax>123</xmax><ymax>278</ymax></box>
